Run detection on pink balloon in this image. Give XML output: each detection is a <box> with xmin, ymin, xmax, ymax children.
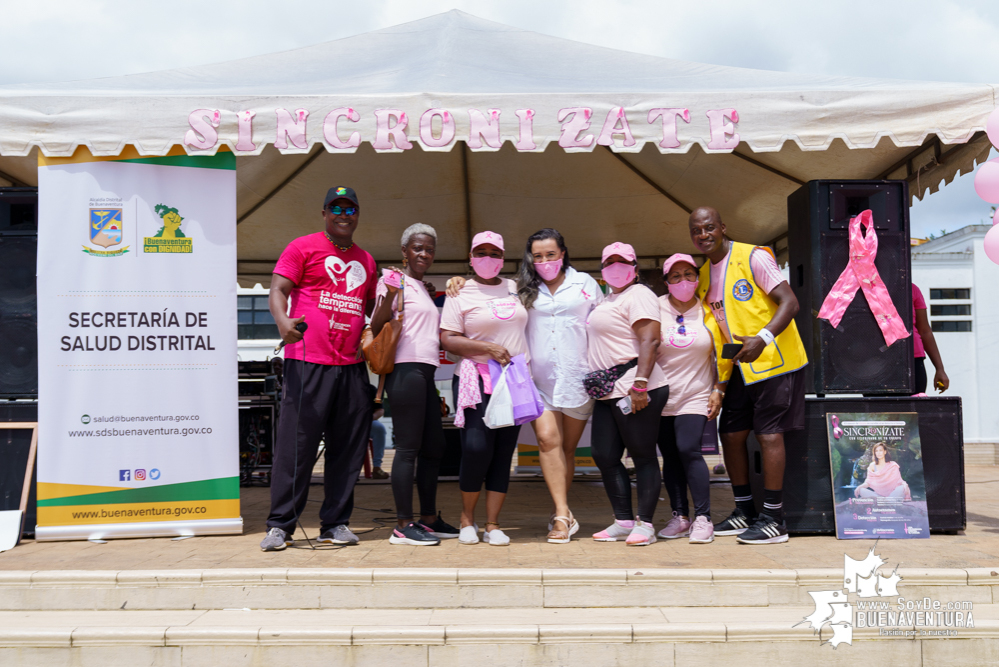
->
<box><xmin>984</xmin><ymin>225</ymin><xmax>999</xmax><ymax>265</ymax></box>
<box><xmin>988</xmin><ymin>108</ymin><xmax>999</xmax><ymax>150</ymax></box>
<box><xmin>975</xmin><ymin>158</ymin><xmax>999</xmax><ymax>203</ymax></box>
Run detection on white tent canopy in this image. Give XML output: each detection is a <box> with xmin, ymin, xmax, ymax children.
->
<box><xmin>0</xmin><ymin>10</ymin><xmax>993</xmax><ymax>282</ymax></box>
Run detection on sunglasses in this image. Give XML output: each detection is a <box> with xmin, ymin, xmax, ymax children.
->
<box><xmin>675</xmin><ymin>314</ymin><xmax>685</xmax><ymax>336</ymax></box>
<box><xmin>327</xmin><ymin>205</ymin><xmax>358</xmax><ymax>216</ymax></box>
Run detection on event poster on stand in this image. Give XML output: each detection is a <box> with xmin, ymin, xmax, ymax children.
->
<box><xmin>827</xmin><ymin>412</ymin><xmax>929</xmax><ymax>540</ymax></box>
<box><xmin>35</xmin><ymin>146</ymin><xmax>241</xmax><ymax>541</ymax></box>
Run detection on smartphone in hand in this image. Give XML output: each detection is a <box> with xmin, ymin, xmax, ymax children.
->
<box><xmin>721</xmin><ymin>343</ymin><xmax>743</xmax><ymax>359</ymax></box>
<box><xmin>382</xmin><ymin>269</ymin><xmax>404</xmax><ymax>289</ymax></box>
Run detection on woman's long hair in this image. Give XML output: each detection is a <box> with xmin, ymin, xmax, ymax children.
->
<box><xmin>517</xmin><ymin>228</ymin><xmax>572</xmax><ymax>309</ymax></box>
<box><xmin>872</xmin><ymin>442</ymin><xmax>892</xmax><ymax>464</ymax></box>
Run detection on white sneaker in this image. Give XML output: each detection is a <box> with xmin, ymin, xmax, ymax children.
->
<box><xmin>482</xmin><ymin>526</ymin><xmax>510</xmax><ymax>546</ymax></box>
<box><xmin>625</xmin><ymin>520</ymin><xmax>657</xmax><ymax>546</ymax></box>
<box><xmin>458</xmin><ymin>523</ymin><xmax>480</xmax><ymax>545</ymax></box>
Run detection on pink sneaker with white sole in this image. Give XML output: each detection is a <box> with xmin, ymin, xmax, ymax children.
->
<box><xmin>592</xmin><ymin>519</ymin><xmax>634</xmax><ymax>541</ymax></box>
<box><xmin>657</xmin><ymin>512</ymin><xmax>691</xmax><ymax>539</ymax></box>
<box><xmin>688</xmin><ymin>516</ymin><xmax>715</xmax><ymax>544</ymax></box>
<box><xmin>625</xmin><ymin>520</ymin><xmax>657</xmax><ymax>546</ymax></box>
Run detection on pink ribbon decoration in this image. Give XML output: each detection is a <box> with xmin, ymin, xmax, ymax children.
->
<box><xmin>817</xmin><ymin>210</ymin><xmax>910</xmax><ymax>347</ymax></box>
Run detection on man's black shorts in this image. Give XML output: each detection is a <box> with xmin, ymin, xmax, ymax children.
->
<box><xmin>719</xmin><ymin>365</ymin><xmax>806</xmax><ymax>435</ymax></box>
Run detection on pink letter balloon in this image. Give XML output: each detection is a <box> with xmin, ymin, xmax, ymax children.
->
<box><xmin>974</xmin><ymin>158</ymin><xmax>999</xmax><ymax>204</ymax></box>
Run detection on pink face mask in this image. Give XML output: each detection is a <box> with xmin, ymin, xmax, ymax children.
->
<box><xmin>601</xmin><ymin>262</ymin><xmax>636</xmax><ymax>288</ymax></box>
<box><xmin>534</xmin><ymin>258</ymin><xmax>563</xmax><ymax>282</ymax></box>
<box><xmin>668</xmin><ymin>279</ymin><xmax>698</xmax><ymax>302</ymax></box>
<box><xmin>470</xmin><ymin>256</ymin><xmax>504</xmax><ymax>279</ymax></box>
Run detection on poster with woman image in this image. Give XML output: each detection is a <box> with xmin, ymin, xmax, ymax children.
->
<box><xmin>827</xmin><ymin>413</ymin><xmax>930</xmax><ymax>539</ymax></box>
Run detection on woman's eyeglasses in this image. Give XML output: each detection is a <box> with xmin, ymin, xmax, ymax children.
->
<box><xmin>327</xmin><ymin>205</ymin><xmax>358</xmax><ymax>216</ymax></box>
<box><xmin>675</xmin><ymin>314</ymin><xmax>685</xmax><ymax>335</ymax></box>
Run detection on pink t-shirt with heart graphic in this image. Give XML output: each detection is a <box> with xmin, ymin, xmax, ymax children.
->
<box><xmin>274</xmin><ymin>232</ymin><xmax>378</xmax><ymax>365</ymax></box>
<box><xmin>440</xmin><ymin>278</ymin><xmax>530</xmax><ymax>374</ymax></box>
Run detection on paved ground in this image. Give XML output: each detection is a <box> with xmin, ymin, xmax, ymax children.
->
<box><xmin>3</xmin><ymin>465</ymin><xmax>998</xmax><ymax>572</ymax></box>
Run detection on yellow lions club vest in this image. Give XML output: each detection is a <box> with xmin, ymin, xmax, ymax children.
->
<box><xmin>696</xmin><ymin>241</ymin><xmax>808</xmax><ymax>385</ymax></box>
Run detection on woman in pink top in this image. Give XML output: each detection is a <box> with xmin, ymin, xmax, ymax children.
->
<box><xmin>371</xmin><ymin>224</ymin><xmax>460</xmax><ymax>547</ymax></box>
<box><xmin>587</xmin><ymin>242</ymin><xmax>668</xmax><ymax>546</ymax></box>
<box><xmin>440</xmin><ymin>231</ymin><xmax>530</xmax><ymax>547</ymax></box>
<box><xmin>854</xmin><ymin>442</ymin><xmax>910</xmax><ymax>499</ymax></box>
<box><xmin>654</xmin><ymin>254</ymin><xmax>722</xmax><ymax>545</ymax></box>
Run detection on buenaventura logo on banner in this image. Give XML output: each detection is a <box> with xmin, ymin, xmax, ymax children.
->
<box><xmin>84</xmin><ymin>198</ymin><xmax>129</xmax><ymax>257</ymax></box>
<box><xmin>144</xmin><ymin>203</ymin><xmax>193</xmax><ymax>253</ymax></box>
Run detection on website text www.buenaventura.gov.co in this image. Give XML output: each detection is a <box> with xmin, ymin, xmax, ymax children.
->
<box><xmin>70</xmin><ymin>506</ymin><xmax>209</xmax><ymax>520</ymax></box>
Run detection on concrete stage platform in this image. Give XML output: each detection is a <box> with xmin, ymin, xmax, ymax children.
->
<box><xmin>3</xmin><ymin>465</ymin><xmax>999</xmax><ymax>572</ymax></box>
<box><xmin>2</xmin><ymin>467</ymin><xmax>998</xmax><ymax>665</ymax></box>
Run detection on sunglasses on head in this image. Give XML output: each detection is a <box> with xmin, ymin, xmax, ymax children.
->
<box><xmin>327</xmin><ymin>205</ymin><xmax>358</xmax><ymax>216</ymax></box>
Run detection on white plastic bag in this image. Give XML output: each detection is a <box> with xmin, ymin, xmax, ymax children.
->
<box><xmin>483</xmin><ymin>365</ymin><xmax>515</xmax><ymax>429</ymax></box>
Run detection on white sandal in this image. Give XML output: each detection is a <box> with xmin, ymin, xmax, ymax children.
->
<box><xmin>547</xmin><ymin>516</ymin><xmax>572</xmax><ymax>544</ymax></box>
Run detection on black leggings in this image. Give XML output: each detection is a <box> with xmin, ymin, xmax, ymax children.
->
<box><xmin>386</xmin><ymin>363</ymin><xmax>446</xmax><ymax>521</ymax></box>
<box><xmin>658</xmin><ymin>414</ymin><xmax>711</xmax><ymax>519</ymax></box>
<box><xmin>590</xmin><ymin>386</ymin><xmax>669</xmax><ymax>523</ymax></box>
<box><xmin>452</xmin><ymin>376</ymin><xmax>520</xmax><ymax>494</ymax></box>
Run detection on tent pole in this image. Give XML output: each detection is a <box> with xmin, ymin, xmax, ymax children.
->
<box><xmin>237</xmin><ymin>144</ymin><xmax>325</xmax><ymax>225</ymax></box>
<box><xmin>461</xmin><ymin>142</ymin><xmax>473</xmax><ymax>249</ymax></box>
<box><xmin>603</xmin><ymin>147</ymin><xmax>692</xmax><ymax>214</ymax></box>
<box><xmin>729</xmin><ymin>150</ymin><xmax>805</xmax><ymax>185</ymax></box>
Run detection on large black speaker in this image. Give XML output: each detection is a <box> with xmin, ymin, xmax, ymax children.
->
<box><xmin>747</xmin><ymin>396</ymin><xmax>965</xmax><ymax>534</ymax></box>
<box><xmin>787</xmin><ymin>180</ymin><xmax>913</xmax><ymax>395</ymax></box>
<box><xmin>0</xmin><ymin>188</ymin><xmax>38</xmax><ymax>398</ymax></box>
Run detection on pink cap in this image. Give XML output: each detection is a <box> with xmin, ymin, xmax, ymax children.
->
<box><xmin>601</xmin><ymin>242</ymin><xmax>636</xmax><ymax>264</ymax></box>
<box><xmin>662</xmin><ymin>253</ymin><xmax>697</xmax><ymax>276</ymax></box>
<box><xmin>470</xmin><ymin>230</ymin><xmax>504</xmax><ymax>252</ymax></box>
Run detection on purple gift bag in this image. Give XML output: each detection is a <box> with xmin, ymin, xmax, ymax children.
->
<box><xmin>488</xmin><ymin>354</ymin><xmax>543</xmax><ymax>426</ymax></box>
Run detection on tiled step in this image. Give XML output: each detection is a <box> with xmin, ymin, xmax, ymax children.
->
<box><xmin>1</xmin><ymin>606</ymin><xmax>997</xmax><ymax>666</ymax></box>
<box><xmin>0</xmin><ymin>567</ymin><xmax>995</xmax><ymax>610</ymax></box>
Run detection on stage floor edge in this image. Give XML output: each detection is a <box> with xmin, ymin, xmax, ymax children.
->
<box><xmin>34</xmin><ymin>518</ymin><xmax>244</xmax><ymax>542</ymax></box>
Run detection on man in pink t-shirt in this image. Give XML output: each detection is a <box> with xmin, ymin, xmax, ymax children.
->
<box><xmin>260</xmin><ymin>186</ymin><xmax>379</xmax><ymax>552</ymax></box>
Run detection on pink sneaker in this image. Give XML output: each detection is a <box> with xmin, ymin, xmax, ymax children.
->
<box><xmin>592</xmin><ymin>519</ymin><xmax>634</xmax><ymax>542</ymax></box>
<box><xmin>625</xmin><ymin>520</ymin><xmax>657</xmax><ymax>546</ymax></box>
<box><xmin>657</xmin><ymin>512</ymin><xmax>691</xmax><ymax>539</ymax></box>
<box><xmin>688</xmin><ymin>515</ymin><xmax>715</xmax><ymax>544</ymax></box>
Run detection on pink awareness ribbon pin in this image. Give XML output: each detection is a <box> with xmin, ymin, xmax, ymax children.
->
<box><xmin>816</xmin><ymin>209</ymin><xmax>910</xmax><ymax>347</ymax></box>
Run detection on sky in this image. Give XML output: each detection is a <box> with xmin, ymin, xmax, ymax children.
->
<box><xmin>1</xmin><ymin>0</ymin><xmax>997</xmax><ymax>237</ymax></box>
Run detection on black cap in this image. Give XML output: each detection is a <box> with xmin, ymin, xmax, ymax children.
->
<box><xmin>324</xmin><ymin>186</ymin><xmax>359</xmax><ymax>209</ymax></box>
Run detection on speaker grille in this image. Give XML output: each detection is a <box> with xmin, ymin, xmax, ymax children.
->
<box><xmin>0</xmin><ymin>209</ymin><xmax>38</xmax><ymax>398</ymax></box>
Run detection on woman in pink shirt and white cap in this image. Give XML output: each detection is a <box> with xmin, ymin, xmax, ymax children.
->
<box><xmin>587</xmin><ymin>242</ymin><xmax>669</xmax><ymax>546</ymax></box>
<box><xmin>440</xmin><ymin>231</ymin><xmax>530</xmax><ymax>547</ymax></box>
<box><xmin>655</xmin><ymin>253</ymin><xmax>721</xmax><ymax>545</ymax></box>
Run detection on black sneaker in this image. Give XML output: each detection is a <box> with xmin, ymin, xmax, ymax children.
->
<box><xmin>736</xmin><ymin>513</ymin><xmax>789</xmax><ymax>544</ymax></box>
<box><xmin>389</xmin><ymin>522</ymin><xmax>441</xmax><ymax>546</ymax></box>
<box><xmin>419</xmin><ymin>512</ymin><xmax>460</xmax><ymax>539</ymax></box>
<box><xmin>713</xmin><ymin>508</ymin><xmax>756</xmax><ymax>536</ymax></box>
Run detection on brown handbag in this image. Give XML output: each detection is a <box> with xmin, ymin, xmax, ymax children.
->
<box><xmin>361</xmin><ymin>276</ymin><xmax>405</xmax><ymax>376</ymax></box>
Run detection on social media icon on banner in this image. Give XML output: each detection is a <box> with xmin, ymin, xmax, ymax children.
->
<box><xmin>134</xmin><ymin>469</ymin><xmax>146</xmax><ymax>481</ymax></box>
<box><xmin>119</xmin><ymin>470</ymin><xmax>131</xmax><ymax>481</ymax></box>
<box><xmin>150</xmin><ymin>469</ymin><xmax>161</xmax><ymax>480</ymax></box>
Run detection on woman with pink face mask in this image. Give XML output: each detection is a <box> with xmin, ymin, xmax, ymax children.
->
<box><xmin>440</xmin><ymin>231</ymin><xmax>530</xmax><ymax>546</ymax></box>
<box><xmin>586</xmin><ymin>243</ymin><xmax>669</xmax><ymax>546</ymax></box>
<box><xmin>445</xmin><ymin>228</ymin><xmax>601</xmax><ymax>544</ymax></box>
<box><xmin>654</xmin><ymin>254</ymin><xmax>720</xmax><ymax>545</ymax></box>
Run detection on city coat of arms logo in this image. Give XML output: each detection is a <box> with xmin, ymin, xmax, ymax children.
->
<box><xmin>83</xmin><ymin>206</ymin><xmax>129</xmax><ymax>257</ymax></box>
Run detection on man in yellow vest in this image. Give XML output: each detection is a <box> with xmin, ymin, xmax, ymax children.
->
<box><xmin>689</xmin><ymin>206</ymin><xmax>808</xmax><ymax>544</ymax></box>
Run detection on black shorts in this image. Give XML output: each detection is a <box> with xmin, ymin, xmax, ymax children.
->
<box><xmin>719</xmin><ymin>365</ymin><xmax>806</xmax><ymax>435</ymax></box>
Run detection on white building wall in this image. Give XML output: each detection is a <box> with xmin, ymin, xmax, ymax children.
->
<box><xmin>971</xmin><ymin>238</ymin><xmax>999</xmax><ymax>442</ymax></box>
